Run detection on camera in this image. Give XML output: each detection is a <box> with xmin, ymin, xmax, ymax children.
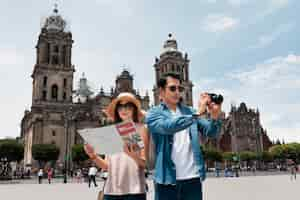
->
<box><xmin>208</xmin><ymin>93</ymin><xmax>223</xmax><ymax>105</ymax></box>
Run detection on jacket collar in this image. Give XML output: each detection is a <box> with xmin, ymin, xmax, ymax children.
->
<box><xmin>159</xmin><ymin>101</ymin><xmax>184</xmax><ymax>111</ymax></box>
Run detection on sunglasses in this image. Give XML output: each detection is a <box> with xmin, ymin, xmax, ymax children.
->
<box><xmin>117</xmin><ymin>103</ymin><xmax>134</xmax><ymax>111</ymax></box>
<box><xmin>166</xmin><ymin>85</ymin><xmax>184</xmax><ymax>93</ymax></box>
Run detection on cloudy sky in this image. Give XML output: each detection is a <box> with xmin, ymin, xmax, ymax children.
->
<box><xmin>0</xmin><ymin>0</ymin><xmax>299</xmax><ymax>142</ymax></box>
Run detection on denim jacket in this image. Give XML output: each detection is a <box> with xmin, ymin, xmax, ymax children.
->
<box><xmin>145</xmin><ymin>102</ymin><xmax>222</xmax><ymax>185</ymax></box>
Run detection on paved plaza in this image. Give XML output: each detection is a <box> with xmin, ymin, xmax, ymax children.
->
<box><xmin>0</xmin><ymin>174</ymin><xmax>299</xmax><ymax>200</ymax></box>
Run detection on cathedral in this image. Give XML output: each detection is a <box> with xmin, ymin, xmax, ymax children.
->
<box><xmin>20</xmin><ymin>6</ymin><xmax>272</xmax><ymax>168</ymax></box>
<box><xmin>208</xmin><ymin>103</ymin><xmax>272</xmax><ymax>153</ymax></box>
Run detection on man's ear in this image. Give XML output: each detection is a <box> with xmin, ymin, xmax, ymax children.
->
<box><xmin>159</xmin><ymin>87</ymin><xmax>164</xmax><ymax>99</ymax></box>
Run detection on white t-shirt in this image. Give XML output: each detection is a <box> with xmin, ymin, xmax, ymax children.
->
<box><xmin>88</xmin><ymin>167</ymin><xmax>98</xmax><ymax>176</ymax></box>
<box><xmin>171</xmin><ymin>107</ymin><xmax>200</xmax><ymax>180</ymax></box>
<box><xmin>38</xmin><ymin>170</ymin><xmax>43</xmax><ymax>177</ymax></box>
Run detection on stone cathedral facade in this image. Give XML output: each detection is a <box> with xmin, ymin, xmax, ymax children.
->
<box><xmin>20</xmin><ymin>8</ymin><xmax>150</xmax><ymax>167</ymax></box>
<box><xmin>20</xmin><ymin>7</ymin><xmax>272</xmax><ymax>168</ymax></box>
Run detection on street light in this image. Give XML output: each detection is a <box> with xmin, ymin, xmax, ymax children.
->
<box><xmin>63</xmin><ymin>106</ymin><xmax>73</xmax><ymax>183</ymax></box>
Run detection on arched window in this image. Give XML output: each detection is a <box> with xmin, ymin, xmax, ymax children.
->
<box><xmin>52</xmin><ymin>55</ymin><xmax>59</xmax><ymax>65</ymax></box>
<box><xmin>51</xmin><ymin>85</ymin><xmax>58</xmax><ymax>100</ymax></box>
<box><xmin>63</xmin><ymin>78</ymin><xmax>67</xmax><ymax>88</ymax></box>
<box><xmin>42</xmin><ymin>90</ymin><xmax>47</xmax><ymax>100</ymax></box>
<box><xmin>54</xmin><ymin>45</ymin><xmax>59</xmax><ymax>53</ymax></box>
<box><xmin>43</xmin><ymin>76</ymin><xmax>47</xmax><ymax>87</ymax></box>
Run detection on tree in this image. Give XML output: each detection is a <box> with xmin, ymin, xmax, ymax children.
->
<box><xmin>203</xmin><ymin>147</ymin><xmax>222</xmax><ymax>162</ymax></box>
<box><xmin>71</xmin><ymin>144</ymin><xmax>89</xmax><ymax>165</ymax></box>
<box><xmin>284</xmin><ymin>143</ymin><xmax>300</xmax><ymax>164</ymax></box>
<box><xmin>202</xmin><ymin>146</ymin><xmax>222</xmax><ymax>169</ymax></box>
<box><xmin>261</xmin><ymin>151</ymin><xmax>273</xmax><ymax>163</ymax></box>
<box><xmin>239</xmin><ymin>151</ymin><xmax>256</xmax><ymax>168</ymax></box>
<box><xmin>222</xmin><ymin>152</ymin><xmax>236</xmax><ymax>162</ymax></box>
<box><xmin>222</xmin><ymin>152</ymin><xmax>238</xmax><ymax>168</ymax></box>
<box><xmin>32</xmin><ymin>144</ymin><xmax>60</xmax><ymax>168</ymax></box>
<box><xmin>0</xmin><ymin>139</ymin><xmax>24</xmax><ymax>162</ymax></box>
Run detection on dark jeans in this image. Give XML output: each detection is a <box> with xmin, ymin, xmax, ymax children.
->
<box><xmin>88</xmin><ymin>175</ymin><xmax>98</xmax><ymax>187</ymax></box>
<box><xmin>154</xmin><ymin>178</ymin><xmax>202</xmax><ymax>200</ymax></box>
<box><xmin>104</xmin><ymin>193</ymin><xmax>146</xmax><ymax>200</ymax></box>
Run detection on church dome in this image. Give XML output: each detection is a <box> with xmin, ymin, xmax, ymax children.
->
<box><xmin>161</xmin><ymin>33</ymin><xmax>178</xmax><ymax>53</ymax></box>
<box><xmin>42</xmin><ymin>4</ymin><xmax>67</xmax><ymax>32</ymax></box>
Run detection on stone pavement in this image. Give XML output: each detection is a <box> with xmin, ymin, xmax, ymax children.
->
<box><xmin>0</xmin><ymin>174</ymin><xmax>299</xmax><ymax>200</ymax></box>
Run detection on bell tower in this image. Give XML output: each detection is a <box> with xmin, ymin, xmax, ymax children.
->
<box><xmin>115</xmin><ymin>69</ymin><xmax>134</xmax><ymax>95</ymax></box>
<box><xmin>153</xmin><ymin>34</ymin><xmax>193</xmax><ymax>106</ymax></box>
<box><xmin>32</xmin><ymin>4</ymin><xmax>74</xmax><ymax>106</ymax></box>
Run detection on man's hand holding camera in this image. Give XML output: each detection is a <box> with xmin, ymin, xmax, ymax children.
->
<box><xmin>198</xmin><ymin>93</ymin><xmax>223</xmax><ymax>120</ymax></box>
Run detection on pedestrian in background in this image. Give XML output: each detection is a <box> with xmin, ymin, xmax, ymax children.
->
<box><xmin>88</xmin><ymin>165</ymin><xmax>98</xmax><ymax>187</ymax></box>
<box><xmin>47</xmin><ymin>168</ymin><xmax>53</xmax><ymax>184</ymax></box>
<box><xmin>38</xmin><ymin>169</ymin><xmax>43</xmax><ymax>184</ymax></box>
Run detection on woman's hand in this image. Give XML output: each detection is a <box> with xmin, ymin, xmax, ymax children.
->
<box><xmin>124</xmin><ymin>143</ymin><xmax>140</xmax><ymax>160</ymax></box>
<box><xmin>84</xmin><ymin>144</ymin><xmax>97</xmax><ymax>159</ymax></box>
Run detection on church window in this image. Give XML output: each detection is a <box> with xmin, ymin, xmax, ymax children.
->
<box><xmin>42</xmin><ymin>90</ymin><xmax>47</xmax><ymax>100</ymax></box>
<box><xmin>63</xmin><ymin>92</ymin><xmax>66</xmax><ymax>100</ymax></box>
<box><xmin>171</xmin><ymin>64</ymin><xmax>175</xmax><ymax>71</ymax></box>
<box><xmin>52</xmin><ymin>55</ymin><xmax>59</xmax><ymax>65</ymax></box>
<box><xmin>47</xmin><ymin>43</ymin><xmax>50</xmax><ymax>63</ymax></box>
<box><xmin>54</xmin><ymin>45</ymin><xmax>59</xmax><ymax>53</ymax></box>
<box><xmin>43</xmin><ymin>76</ymin><xmax>47</xmax><ymax>87</ymax></box>
<box><xmin>63</xmin><ymin>78</ymin><xmax>67</xmax><ymax>88</ymax></box>
<box><xmin>52</xmin><ymin>130</ymin><xmax>56</xmax><ymax>137</ymax></box>
<box><xmin>62</xmin><ymin>46</ymin><xmax>67</xmax><ymax>65</ymax></box>
<box><xmin>51</xmin><ymin>85</ymin><xmax>58</xmax><ymax>100</ymax></box>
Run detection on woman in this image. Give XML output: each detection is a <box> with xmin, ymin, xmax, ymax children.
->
<box><xmin>84</xmin><ymin>92</ymin><xmax>148</xmax><ymax>200</ymax></box>
<box><xmin>47</xmin><ymin>168</ymin><xmax>53</xmax><ymax>184</ymax></box>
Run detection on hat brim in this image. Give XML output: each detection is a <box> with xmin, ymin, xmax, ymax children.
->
<box><xmin>104</xmin><ymin>94</ymin><xmax>144</xmax><ymax>122</ymax></box>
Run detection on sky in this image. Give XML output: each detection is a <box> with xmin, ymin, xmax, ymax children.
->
<box><xmin>0</xmin><ymin>0</ymin><xmax>299</xmax><ymax>143</ymax></box>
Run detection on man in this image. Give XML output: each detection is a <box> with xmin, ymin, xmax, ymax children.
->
<box><xmin>88</xmin><ymin>164</ymin><xmax>98</xmax><ymax>187</ymax></box>
<box><xmin>38</xmin><ymin>168</ymin><xmax>43</xmax><ymax>184</ymax></box>
<box><xmin>145</xmin><ymin>72</ymin><xmax>222</xmax><ymax>200</ymax></box>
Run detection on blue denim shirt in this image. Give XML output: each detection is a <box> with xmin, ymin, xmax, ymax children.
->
<box><xmin>145</xmin><ymin>102</ymin><xmax>222</xmax><ymax>185</ymax></box>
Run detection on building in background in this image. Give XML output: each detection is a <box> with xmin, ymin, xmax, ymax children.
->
<box><xmin>20</xmin><ymin>6</ymin><xmax>272</xmax><ymax>169</ymax></box>
<box><xmin>20</xmin><ymin>6</ymin><xmax>149</xmax><ymax>168</ymax></box>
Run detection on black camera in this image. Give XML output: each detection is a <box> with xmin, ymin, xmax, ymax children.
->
<box><xmin>208</xmin><ymin>93</ymin><xmax>223</xmax><ymax>105</ymax></box>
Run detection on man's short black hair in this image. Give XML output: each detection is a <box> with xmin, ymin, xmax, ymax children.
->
<box><xmin>158</xmin><ymin>72</ymin><xmax>181</xmax><ymax>89</ymax></box>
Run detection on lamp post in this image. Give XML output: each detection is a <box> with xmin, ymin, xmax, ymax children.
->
<box><xmin>63</xmin><ymin>106</ymin><xmax>73</xmax><ymax>183</ymax></box>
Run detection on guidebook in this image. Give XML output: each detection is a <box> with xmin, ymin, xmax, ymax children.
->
<box><xmin>78</xmin><ymin>120</ymin><xmax>144</xmax><ymax>155</ymax></box>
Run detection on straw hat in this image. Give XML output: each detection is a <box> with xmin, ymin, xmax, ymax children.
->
<box><xmin>104</xmin><ymin>92</ymin><xmax>145</xmax><ymax>122</ymax></box>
